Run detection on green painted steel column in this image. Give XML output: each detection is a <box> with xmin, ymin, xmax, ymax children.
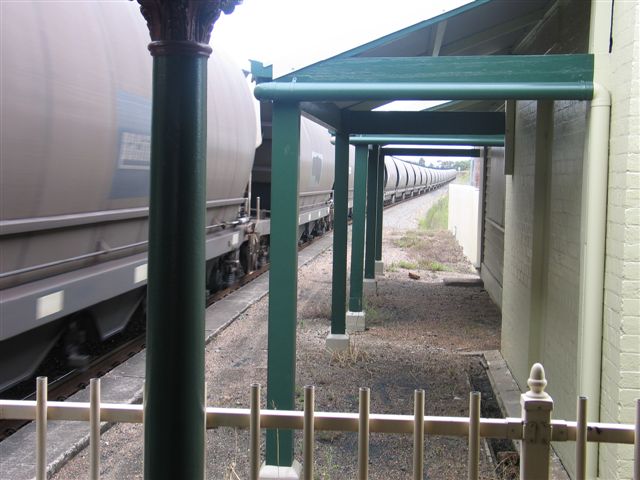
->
<box><xmin>331</xmin><ymin>132</ymin><xmax>350</xmax><ymax>334</ymax></box>
<box><xmin>348</xmin><ymin>145</ymin><xmax>369</xmax><ymax>312</ymax></box>
<box><xmin>265</xmin><ymin>101</ymin><xmax>301</xmax><ymax>467</ymax></box>
<box><xmin>364</xmin><ymin>146</ymin><xmax>379</xmax><ymax>279</ymax></box>
<box><xmin>375</xmin><ymin>152</ymin><xmax>384</xmax><ymax>262</ymax></box>
<box><xmin>137</xmin><ymin>2</ymin><xmax>239</xmax><ymax>478</ymax></box>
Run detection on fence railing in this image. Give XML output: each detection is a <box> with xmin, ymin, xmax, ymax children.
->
<box><xmin>1</xmin><ymin>363</ymin><xmax>638</xmax><ymax>480</ymax></box>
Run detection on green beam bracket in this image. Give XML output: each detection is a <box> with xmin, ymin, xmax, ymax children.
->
<box><xmin>375</xmin><ymin>152</ymin><xmax>384</xmax><ymax>263</ymax></box>
<box><xmin>350</xmin><ymin>134</ymin><xmax>504</xmax><ymax>147</ymax></box>
<box><xmin>342</xmin><ymin>111</ymin><xmax>504</xmax><ymax>135</ymax></box>
<box><xmin>364</xmin><ymin>146</ymin><xmax>379</xmax><ymax>280</ymax></box>
<box><xmin>348</xmin><ymin>145</ymin><xmax>369</xmax><ymax>312</ymax></box>
<box><xmin>331</xmin><ymin>132</ymin><xmax>350</xmax><ymax>334</ymax></box>
<box><xmin>265</xmin><ymin>102</ymin><xmax>301</xmax><ymax>467</ymax></box>
<box><xmin>381</xmin><ymin>147</ymin><xmax>481</xmax><ymax>157</ymax></box>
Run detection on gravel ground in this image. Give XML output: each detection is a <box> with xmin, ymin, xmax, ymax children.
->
<box><xmin>52</xmin><ymin>188</ymin><xmax>502</xmax><ymax>479</ymax></box>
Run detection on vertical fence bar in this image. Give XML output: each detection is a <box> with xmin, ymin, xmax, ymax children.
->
<box><xmin>576</xmin><ymin>396</ymin><xmax>588</xmax><ymax>480</ymax></box>
<box><xmin>90</xmin><ymin>378</ymin><xmax>101</xmax><ymax>480</ymax></box>
<box><xmin>359</xmin><ymin>387</ymin><xmax>370</xmax><ymax>480</ymax></box>
<box><xmin>36</xmin><ymin>376</ymin><xmax>47</xmax><ymax>480</ymax></box>
<box><xmin>468</xmin><ymin>391</ymin><xmax>481</xmax><ymax>480</ymax></box>
<box><xmin>203</xmin><ymin>382</ymin><xmax>208</xmax><ymax>479</ymax></box>
<box><xmin>303</xmin><ymin>385</ymin><xmax>315</xmax><ymax>480</ymax></box>
<box><xmin>250</xmin><ymin>383</ymin><xmax>261</xmax><ymax>480</ymax></box>
<box><xmin>634</xmin><ymin>398</ymin><xmax>639</xmax><ymax>480</ymax></box>
<box><xmin>413</xmin><ymin>389</ymin><xmax>425</xmax><ymax>480</ymax></box>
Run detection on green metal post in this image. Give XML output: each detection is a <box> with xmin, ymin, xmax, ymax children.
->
<box><xmin>375</xmin><ymin>152</ymin><xmax>384</xmax><ymax>262</ymax></box>
<box><xmin>145</xmin><ymin>57</ymin><xmax>207</xmax><ymax>478</ymax></box>
<box><xmin>348</xmin><ymin>145</ymin><xmax>369</xmax><ymax>312</ymax></box>
<box><xmin>137</xmin><ymin>2</ymin><xmax>239</xmax><ymax>477</ymax></box>
<box><xmin>364</xmin><ymin>147</ymin><xmax>378</xmax><ymax>280</ymax></box>
<box><xmin>265</xmin><ymin>101</ymin><xmax>301</xmax><ymax>467</ymax></box>
<box><xmin>331</xmin><ymin>132</ymin><xmax>350</xmax><ymax>334</ymax></box>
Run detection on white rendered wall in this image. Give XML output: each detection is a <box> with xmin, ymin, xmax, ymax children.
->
<box><xmin>448</xmin><ymin>184</ymin><xmax>479</xmax><ymax>267</ymax></box>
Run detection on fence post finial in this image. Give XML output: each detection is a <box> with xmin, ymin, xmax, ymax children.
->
<box><xmin>526</xmin><ymin>363</ymin><xmax>549</xmax><ymax>399</ymax></box>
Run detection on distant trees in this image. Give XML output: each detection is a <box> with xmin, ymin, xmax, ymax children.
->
<box><xmin>438</xmin><ymin>159</ymin><xmax>471</xmax><ymax>171</ymax></box>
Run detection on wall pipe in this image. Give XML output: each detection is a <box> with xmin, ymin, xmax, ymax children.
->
<box><xmin>254</xmin><ymin>81</ymin><xmax>593</xmax><ymax>102</ymax></box>
<box><xmin>577</xmin><ymin>81</ymin><xmax>611</xmax><ymax>477</ymax></box>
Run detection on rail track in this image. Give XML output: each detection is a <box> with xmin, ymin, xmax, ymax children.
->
<box><xmin>0</xmin><ymin>190</ymin><xmax>446</xmax><ymax>442</ymax></box>
<box><xmin>0</xmin><ymin>229</ymin><xmax>328</xmax><ymax>442</ymax></box>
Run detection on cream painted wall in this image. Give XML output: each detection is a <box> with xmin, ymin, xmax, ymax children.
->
<box><xmin>448</xmin><ymin>184</ymin><xmax>479</xmax><ymax>266</ymax></box>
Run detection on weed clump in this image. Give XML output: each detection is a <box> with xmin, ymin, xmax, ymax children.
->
<box><xmin>420</xmin><ymin>194</ymin><xmax>449</xmax><ymax>231</ymax></box>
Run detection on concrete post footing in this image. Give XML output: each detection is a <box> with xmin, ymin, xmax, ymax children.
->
<box><xmin>375</xmin><ymin>260</ymin><xmax>384</xmax><ymax>276</ymax></box>
<box><xmin>363</xmin><ymin>278</ymin><xmax>377</xmax><ymax>296</ymax></box>
<box><xmin>259</xmin><ymin>460</ymin><xmax>302</xmax><ymax>479</ymax></box>
<box><xmin>346</xmin><ymin>311</ymin><xmax>366</xmax><ymax>332</ymax></box>
<box><xmin>325</xmin><ymin>333</ymin><xmax>350</xmax><ymax>352</ymax></box>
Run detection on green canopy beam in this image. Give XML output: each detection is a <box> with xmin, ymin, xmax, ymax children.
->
<box><xmin>381</xmin><ymin>147</ymin><xmax>481</xmax><ymax>157</ymax></box>
<box><xmin>350</xmin><ymin>134</ymin><xmax>504</xmax><ymax>147</ymax></box>
<box><xmin>255</xmin><ymin>81</ymin><xmax>592</xmax><ymax>102</ymax></box>
<box><xmin>342</xmin><ymin>111</ymin><xmax>504</xmax><ymax>135</ymax></box>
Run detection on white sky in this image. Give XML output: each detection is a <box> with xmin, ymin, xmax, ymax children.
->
<box><xmin>213</xmin><ymin>0</ymin><xmax>472</xmax><ymax>76</ymax></box>
<box><xmin>213</xmin><ymin>0</ymin><xmax>479</xmax><ymax>163</ymax></box>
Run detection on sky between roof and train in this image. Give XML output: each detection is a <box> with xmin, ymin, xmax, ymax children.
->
<box><xmin>214</xmin><ymin>0</ymin><xmax>472</xmax><ymax>77</ymax></box>
<box><xmin>214</xmin><ymin>0</ymin><xmax>477</xmax><ymax>160</ymax></box>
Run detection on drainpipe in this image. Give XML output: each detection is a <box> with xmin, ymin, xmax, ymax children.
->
<box><xmin>577</xmin><ymin>81</ymin><xmax>611</xmax><ymax>478</ymax></box>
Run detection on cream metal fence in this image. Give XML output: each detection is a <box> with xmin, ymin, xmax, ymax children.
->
<box><xmin>0</xmin><ymin>364</ymin><xmax>637</xmax><ymax>480</ymax></box>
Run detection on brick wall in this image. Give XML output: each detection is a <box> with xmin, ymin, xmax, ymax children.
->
<box><xmin>501</xmin><ymin>100</ymin><xmax>537</xmax><ymax>387</ymax></box>
<box><xmin>599</xmin><ymin>0</ymin><xmax>640</xmax><ymax>478</ymax></box>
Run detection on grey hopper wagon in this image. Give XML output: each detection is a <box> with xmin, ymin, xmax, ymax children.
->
<box><xmin>0</xmin><ymin>2</ymin><xmax>258</xmax><ymax>391</ymax></box>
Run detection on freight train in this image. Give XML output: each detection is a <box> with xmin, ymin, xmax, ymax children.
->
<box><xmin>0</xmin><ymin>2</ymin><xmax>456</xmax><ymax>392</ymax></box>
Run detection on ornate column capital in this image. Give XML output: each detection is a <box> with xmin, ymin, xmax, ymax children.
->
<box><xmin>136</xmin><ymin>0</ymin><xmax>241</xmax><ymax>56</ymax></box>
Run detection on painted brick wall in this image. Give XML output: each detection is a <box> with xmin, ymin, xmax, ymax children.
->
<box><xmin>599</xmin><ymin>1</ymin><xmax>640</xmax><ymax>478</ymax></box>
<box><xmin>501</xmin><ymin>101</ymin><xmax>537</xmax><ymax>387</ymax></box>
<box><xmin>543</xmin><ymin>100</ymin><xmax>588</xmax><ymax>476</ymax></box>
<box><xmin>502</xmin><ymin>97</ymin><xmax>588</xmax><ymax>478</ymax></box>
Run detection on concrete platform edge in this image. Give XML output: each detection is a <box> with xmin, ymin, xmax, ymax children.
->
<box><xmin>483</xmin><ymin>350</ymin><xmax>570</xmax><ymax>480</ymax></box>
